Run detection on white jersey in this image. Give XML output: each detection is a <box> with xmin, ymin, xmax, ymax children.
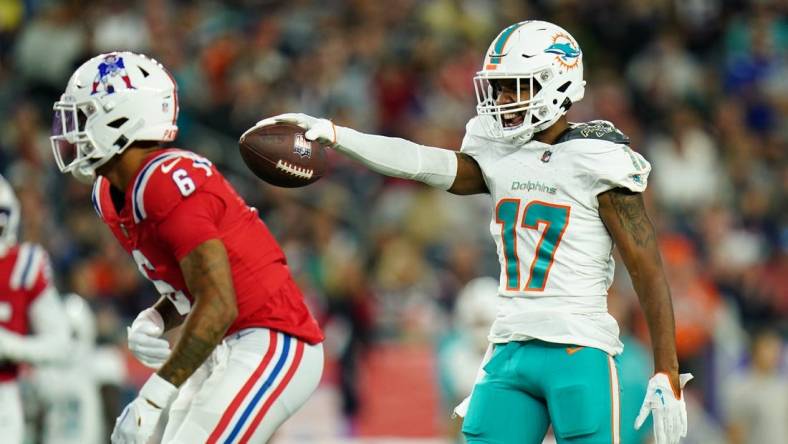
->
<box><xmin>461</xmin><ymin>117</ymin><xmax>651</xmax><ymax>355</ymax></box>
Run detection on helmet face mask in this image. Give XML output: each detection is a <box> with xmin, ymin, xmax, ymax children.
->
<box><xmin>474</xmin><ymin>21</ymin><xmax>586</xmax><ymax>143</ymax></box>
<box><xmin>51</xmin><ymin>97</ymin><xmax>108</xmax><ymax>182</ymax></box>
<box><xmin>50</xmin><ymin>52</ymin><xmax>179</xmax><ymax>183</ymax></box>
<box><xmin>474</xmin><ymin>71</ymin><xmax>551</xmax><ymax>141</ymax></box>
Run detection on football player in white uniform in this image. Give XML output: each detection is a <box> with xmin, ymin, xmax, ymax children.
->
<box><xmin>260</xmin><ymin>20</ymin><xmax>692</xmax><ymax>444</ymax></box>
<box><xmin>0</xmin><ymin>175</ymin><xmax>71</xmax><ymax>444</ymax></box>
<box><xmin>33</xmin><ymin>293</ymin><xmax>127</xmax><ymax>444</ymax></box>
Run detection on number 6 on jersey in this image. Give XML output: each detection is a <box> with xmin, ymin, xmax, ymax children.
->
<box><xmin>495</xmin><ymin>199</ymin><xmax>571</xmax><ymax>292</ymax></box>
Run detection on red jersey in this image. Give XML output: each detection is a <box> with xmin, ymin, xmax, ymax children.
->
<box><xmin>0</xmin><ymin>243</ymin><xmax>52</xmax><ymax>381</ymax></box>
<box><xmin>91</xmin><ymin>148</ymin><xmax>323</xmax><ymax>344</ymax></box>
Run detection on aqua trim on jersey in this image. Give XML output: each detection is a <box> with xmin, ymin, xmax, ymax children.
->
<box><xmin>131</xmin><ymin>151</ymin><xmax>182</xmax><ymax>223</ymax></box>
<box><xmin>495</xmin><ymin>199</ymin><xmax>521</xmax><ymax>290</ymax></box>
<box><xmin>522</xmin><ymin>201</ymin><xmax>570</xmax><ymax>291</ymax></box>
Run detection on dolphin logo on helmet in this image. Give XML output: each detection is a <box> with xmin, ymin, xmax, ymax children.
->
<box><xmin>545</xmin><ymin>42</ymin><xmax>581</xmax><ymax>61</ymax></box>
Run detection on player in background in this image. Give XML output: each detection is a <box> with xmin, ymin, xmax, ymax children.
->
<box><xmin>33</xmin><ymin>293</ymin><xmax>127</xmax><ymax>444</ymax></box>
<box><xmin>438</xmin><ymin>277</ymin><xmax>499</xmax><ymax>413</ymax></box>
<box><xmin>260</xmin><ymin>21</ymin><xmax>692</xmax><ymax>444</ymax></box>
<box><xmin>50</xmin><ymin>51</ymin><xmax>324</xmax><ymax>444</ymax></box>
<box><xmin>437</xmin><ymin>277</ymin><xmax>499</xmax><ymax>442</ymax></box>
<box><xmin>0</xmin><ymin>174</ymin><xmax>71</xmax><ymax>444</ymax></box>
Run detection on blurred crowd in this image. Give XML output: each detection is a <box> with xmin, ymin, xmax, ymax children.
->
<box><xmin>0</xmin><ymin>0</ymin><xmax>785</xmax><ymax>442</ymax></box>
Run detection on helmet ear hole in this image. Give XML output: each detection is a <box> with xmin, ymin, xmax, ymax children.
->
<box><xmin>557</xmin><ymin>81</ymin><xmax>571</xmax><ymax>93</ymax></box>
<box><xmin>107</xmin><ymin>117</ymin><xmax>128</xmax><ymax>128</ymax></box>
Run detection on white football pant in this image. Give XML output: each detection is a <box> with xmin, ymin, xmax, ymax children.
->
<box><xmin>161</xmin><ymin>328</ymin><xmax>323</xmax><ymax>443</ymax></box>
<box><xmin>0</xmin><ymin>381</ymin><xmax>23</xmax><ymax>444</ymax></box>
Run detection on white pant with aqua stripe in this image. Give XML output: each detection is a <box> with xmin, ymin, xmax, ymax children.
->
<box><xmin>161</xmin><ymin>328</ymin><xmax>323</xmax><ymax>444</ymax></box>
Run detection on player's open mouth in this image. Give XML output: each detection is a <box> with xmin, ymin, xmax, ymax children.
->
<box><xmin>502</xmin><ymin>112</ymin><xmax>525</xmax><ymax>128</ymax></box>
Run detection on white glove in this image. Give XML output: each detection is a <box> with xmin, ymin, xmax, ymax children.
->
<box><xmin>128</xmin><ymin>308</ymin><xmax>171</xmax><ymax>369</ymax></box>
<box><xmin>635</xmin><ymin>372</ymin><xmax>693</xmax><ymax>444</ymax></box>
<box><xmin>251</xmin><ymin>113</ymin><xmax>337</xmax><ymax>146</ymax></box>
<box><xmin>111</xmin><ymin>373</ymin><xmax>178</xmax><ymax>444</ymax></box>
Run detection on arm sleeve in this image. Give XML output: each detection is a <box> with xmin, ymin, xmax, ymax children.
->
<box><xmin>156</xmin><ymin>190</ymin><xmax>225</xmax><ymax>261</ymax></box>
<box><xmin>0</xmin><ymin>287</ymin><xmax>70</xmax><ymax>364</ymax></box>
<box><xmin>333</xmin><ymin>126</ymin><xmax>458</xmax><ymax>190</ymax></box>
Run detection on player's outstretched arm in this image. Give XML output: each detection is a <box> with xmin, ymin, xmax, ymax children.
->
<box><xmin>253</xmin><ymin>113</ymin><xmax>488</xmax><ymax>195</ymax></box>
<box><xmin>158</xmin><ymin>239</ymin><xmax>238</xmax><ymax>387</ymax></box>
<box><xmin>598</xmin><ymin>188</ymin><xmax>692</xmax><ymax>444</ymax></box>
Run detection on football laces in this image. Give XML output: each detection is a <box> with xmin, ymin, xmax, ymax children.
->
<box><xmin>275</xmin><ymin>160</ymin><xmax>314</xmax><ymax>180</ymax></box>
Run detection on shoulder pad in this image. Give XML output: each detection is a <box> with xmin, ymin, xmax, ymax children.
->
<box><xmin>131</xmin><ymin>150</ymin><xmax>216</xmax><ymax>223</ymax></box>
<box><xmin>557</xmin><ymin>120</ymin><xmax>630</xmax><ymax>145</ymax></box>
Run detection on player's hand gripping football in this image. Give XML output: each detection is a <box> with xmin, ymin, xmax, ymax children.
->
<box><xmin>635</xmin><ymin>372</ymin><xmax>693</xmax><ymax>444</ymax></box>
<box><xmin>128</xmin><ymin>308</ymin><xmax>171</xmax><ymax>369</ymax></box>
<box><xmin>254</xmin><ymin>113</ymin><xmax>337</xmax><ymax>146</ymax></box>
<box><xmin>111</xmin><ymin>374</ymin><xmax>178</xmax><ymax>444</ymax></box>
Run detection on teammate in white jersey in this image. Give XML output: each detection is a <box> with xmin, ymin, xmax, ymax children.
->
<box><xmin>259</xmin><ymin>20</ymin><xmax>691</xmax><ymax>444</ymax></box>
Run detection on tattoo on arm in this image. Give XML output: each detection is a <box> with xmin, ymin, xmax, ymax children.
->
<box><xmin>157</xmin><ymin>239</ymin><xmax>238</xmax><ymax>387</ymax></box>
<box><xmin>599</xmin><ymin>188</ymin><xmax>679</xmax><ymax>383</ymax></box>
<box><xmin>606</xmin><ymin>189</ymin><xmax>655</xmax><ymax>248</ymax></box>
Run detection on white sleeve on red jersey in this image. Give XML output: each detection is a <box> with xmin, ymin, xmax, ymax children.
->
<box><xmin>8</xmin><ymin>243</ymin><xmax>52</xmax><ymax>296</ymax></box>
<box><xmin>91</xmin><ymin>176</ymin><xmax>110</xmax><ymax>221</ymax></box>
<box><xmin>0</xmin><ymin>286</ymin><xmax>70</xmax><ymax>364</ymax></box>
<box><xmin>130</xmin><ymin>150</ymin><xmax>217</xmax><ymax>223</ymax></box>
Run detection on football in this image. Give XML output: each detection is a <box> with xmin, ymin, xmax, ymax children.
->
<box><xmin>239</xmin><ymin>123</ymin><xmax>327</xmax><ymax>187</ymax></box>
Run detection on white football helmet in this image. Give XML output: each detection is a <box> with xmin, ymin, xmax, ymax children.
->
<box><xmin>474</xmin><ymin>21</ymin><xmax>586</xmax><ymax>142</ymax></box>
<box><xmin>0</xmin><ymin>175</ymin><xmax>20</xmax><ymax>251</ymax></box>
<box><xmin>63</xmin><ymin>293</ymin><xmax>97</xmax><ymax>351</ymax></box>
<box><xmin>51</xmin><ymin>52</ymin><xmax>179</xmax><ymax>183</ymax></box>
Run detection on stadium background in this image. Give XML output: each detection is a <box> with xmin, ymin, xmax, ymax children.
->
<box><xmin>0</xmin><ymin>0</ymin><xmax>785</xmax><ymax>442</ymax></box>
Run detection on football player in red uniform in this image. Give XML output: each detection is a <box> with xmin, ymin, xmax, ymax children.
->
<box><xmin>0</xmin><ymin>175</ymin><xmax>70</xmax><ymax>444</ymax></box>
<box><xmin>50</xmin><ymin>52</ymin><xmax>324</xmax><ymax>444</ymax></box>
